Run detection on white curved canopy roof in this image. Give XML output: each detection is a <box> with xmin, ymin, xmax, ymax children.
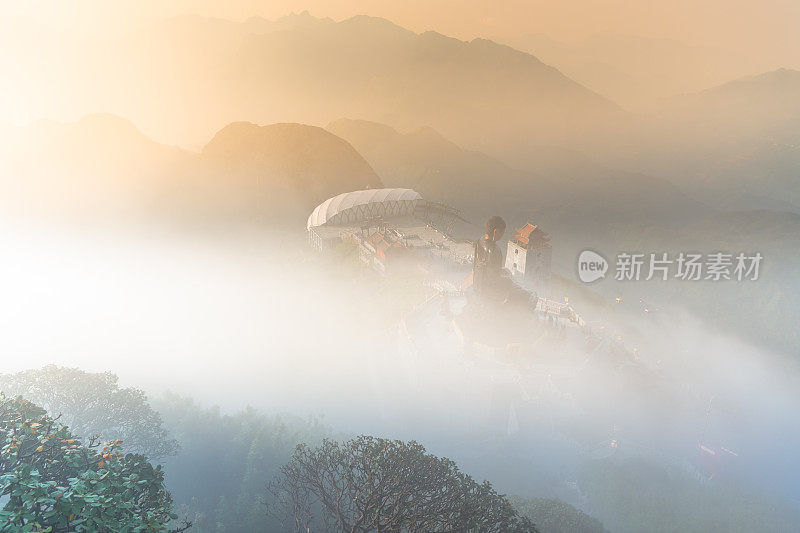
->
<box><xmin>307</xmin><ymin>188</ymin><xmax>422</xmax><ymax>230</ymax></box>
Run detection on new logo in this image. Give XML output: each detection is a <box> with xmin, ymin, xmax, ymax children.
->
<box><xmin>577</xmin><ymin>250</ymin><xmax>608</xmax><ymax>283</ymax></box>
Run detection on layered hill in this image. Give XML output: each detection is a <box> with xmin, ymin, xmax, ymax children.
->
<box><xmin>0</xmin><ymin>115</ymin><xmax>381</xmax><ymax>227</ymax></box>
<box><xmin>235</xmin><ymin>15</ymin><xmax>621</xmax><ymax>156</ymax></box>
<box><xmin>77</xmin><ymin>13</ymin><xmax>625</xmax><ymax>159</ymax></box>
<box><xmin>626</xmin><ymin>69</ymin><xmax>800</xmax><ymax>212</ymax></box>
<box><xmin>326</xmin><ymin>118</ymin><xmax>520</xmax><ymax>204</ymax></box>
<box><xmin>191</xmin><ymin>122</ymin><xmax>382</xmax><ymax>223</ymax></box>
<box><xmin>502</xmin><ymin>32</ymin><xmax>765</xmax><ymax>110</ymax></box>
<box><xmin>327</xmin><ymin>118</ymin><xmax>710</xmax><ymax>236</ymax></box>
<box><xmin>658</xmin><ymin>68</ymin><xmax>800</xmax><ymax>141</ymax></box>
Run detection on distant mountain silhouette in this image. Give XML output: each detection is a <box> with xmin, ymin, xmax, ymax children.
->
<box><xmin>241</xmin><ymin>16</ymin><xmax>621</xmax><ymax>156</ymax></box>
<box><xmin>326</xmin><ymin>118</ymin><xmax>519</xmax><ymax>204</ymax></box>
<box><xmin>0</xmin><ymin>116</ymin><xmax>381</xmax><ymax>226</ymax></box>
<box><xmin>660</xmin><ymin>69</ymin><xmax>800</xmax><ymax>139</ymax></box>
<box><xmin>502</xmin><ymin>32</ymin><xmax>765</xmax><ymax>110</ymax></box>
<box><xmin>628</xmin><ymin>69</ymin><xmax>800</xmax><ymax>211</ymax></box>
<box><xmin>326</xmin><ymin>118</ymin><xmax>711</xmax><ymax>240</ymax></box>
<box><xmin>109</xmin><ymin>13</ymin><xmax>624</xmax><ymax>159</ymax></box>
<box><xmin>194</xmin><ymin>122</ymin><xmax>382</xmax><ymax>222</ymax></box>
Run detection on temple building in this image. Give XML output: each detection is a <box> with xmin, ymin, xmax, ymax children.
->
<box><xmin>505</xmin><ymin>222</ymin><xmax>552</xmax><ymax>297</ymax></box>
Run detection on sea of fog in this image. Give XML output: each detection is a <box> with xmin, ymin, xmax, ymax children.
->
<box><xmin>1</xmin><ymin>221</ymin><xmax>799</xmax><ymax>510</ymax></box>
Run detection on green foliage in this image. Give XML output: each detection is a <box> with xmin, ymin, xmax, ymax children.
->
<box><xmin>0</xmin><ymin>394</ymin><xmax>187</xmax><ymax>532</ymax></box>
<box><xmin>0</xmin><ymin>366</ymin><xmax>179</xmax><ymax>460</ymax></box>
<box><xmin>153</xmin><ymin>393</ymin><xmax>327</xmax><ymax>533</ymax></box>
<box><xmin>267</xmin><ymin>435</ymin><xmax>539</xmax><ymax>532</ymax></box>
<box><xmin>509</xmin><ymin>496</ymin><xmax>607</xmax><ymax>533</ymax></box>
<box><xmin>579</xmin><ymin>458</ymin><xmax>800</xmax><ymax>532</ymax></box>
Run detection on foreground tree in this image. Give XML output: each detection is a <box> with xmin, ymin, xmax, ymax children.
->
<box><xmin>0</xmin><ymin>394</ymin><xmax>189</xmax><ymax>532</ymax></box>
<box><xmin>267</xmin><ymin>435</ymin><xmax>538</xmax><ymax>532</ymax></box>
<box><xmin>0</xmin><ymin>365</ymin><xmax>178</xmax><ymax>460</ymax></box>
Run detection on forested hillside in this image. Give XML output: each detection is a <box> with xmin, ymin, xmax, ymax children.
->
<box><xmin>3</xmin><ymin>366</ymin><xmax>798</xmax><ymax>532</ymax></box>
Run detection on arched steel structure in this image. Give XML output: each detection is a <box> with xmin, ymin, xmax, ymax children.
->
<box><xmin>307</xmin><ymin>188</ymin><xmax>422</xmax><ymax>229</ymax></box>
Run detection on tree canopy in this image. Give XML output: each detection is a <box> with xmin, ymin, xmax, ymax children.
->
<box><xmin>0</xmin><ymin>366</ymin><xmax>178</xmax><ymax>460</ymax></box>
<box><xmin>0</xmin><ymin>394</ymin><xmax>188</xmax><ymax>532</ymax></box>
<box><xmin>267</xmin><ymin>435</ymin><xmax>539</xmax><ymax>532</ymax></box>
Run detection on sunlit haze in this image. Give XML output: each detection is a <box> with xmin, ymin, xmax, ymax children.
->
<box><xmin>1</xmin><ymin>1</ymin><xmax>799</xmax><ymax>531</ymax></box>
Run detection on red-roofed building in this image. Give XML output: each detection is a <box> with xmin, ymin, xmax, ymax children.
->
<box><xmin>505</xmin><ymin>222</ymin><xmax>552</xmax><ymax>296</ymax></box>
<box><xmin>357</xmin><ymin>229</ymin><xmax>412</xmax><ymax>274</ymax></box>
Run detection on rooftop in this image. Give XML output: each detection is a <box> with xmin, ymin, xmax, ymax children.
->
<box><xmin>307</xmin><ymin>188</ymin><xmax>422</xmax><ymax>230</ymax></box>
<box><xmin>512</xmin><ymin>222</ymin><xmax>550</xmax><ymax>247</ymax></box>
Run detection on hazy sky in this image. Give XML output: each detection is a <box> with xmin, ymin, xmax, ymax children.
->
<box><xmin>5</xmin><ymin>0</ymin><xmax>800</xmax><ymax>57</ymax></box>
<box><xmin>1</xmin><ymin>0</ymin><xmax>797</xmax><ymax>135</ymax></box>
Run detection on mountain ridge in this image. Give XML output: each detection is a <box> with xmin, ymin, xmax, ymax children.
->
<box><xmin>112</xmin><ymin>11</ymin><xmax>626</xmax><ymax>158</ymax></box>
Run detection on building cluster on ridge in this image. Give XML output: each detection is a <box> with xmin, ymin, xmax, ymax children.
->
<box><xmin>307</xmin><ymin>187</ymin><xmax>551</xmax><ymax>296</ymax></box>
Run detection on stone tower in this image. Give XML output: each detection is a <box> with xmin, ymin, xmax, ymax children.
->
<box><xmin>505</xmin><ymin>222</ymin><xmax>552</xmax><ymax>297</ymax></box>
